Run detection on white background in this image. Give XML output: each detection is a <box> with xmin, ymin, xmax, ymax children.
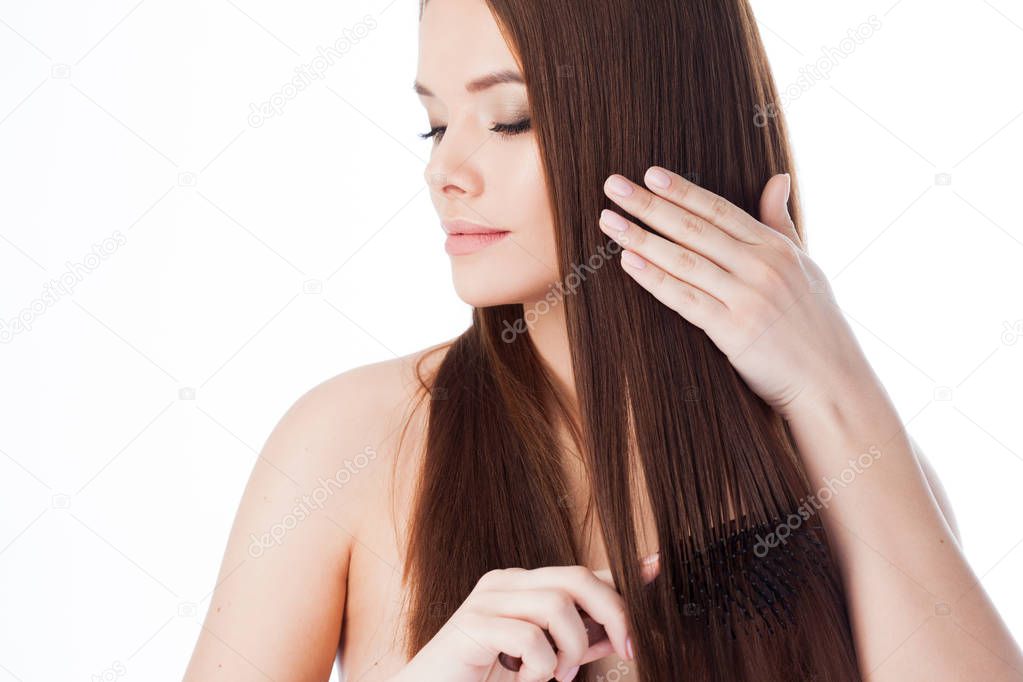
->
<box><xmin>1</xmin><ymin>1</ymin><xmax>1021</xmax><ymax>680</ymax></box>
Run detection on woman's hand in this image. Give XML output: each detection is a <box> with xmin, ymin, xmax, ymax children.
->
<box><xmin>392</xmin><ymin>556</ymin><xmax>660</xmax><ymax>682</ymax></box>
<box><xmin>599</xmin><ymin>167</ymin><xmax>872</xmax><ymax>420</ymax></box>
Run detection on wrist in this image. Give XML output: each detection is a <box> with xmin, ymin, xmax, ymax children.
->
<box><xmin>785</xmin><ymin>354</ymin><xmax>888</xmax><ymax>429</ymax></box>
<box><xmin>388</xmin><ymin>655</ymin><xmax>425</xmax><ymax>682</ymax></box>
<box><xmin>782</xmin><ymin>362</ymin><xmax>912</xmax><ymax>489</ymax></box>
<box><xmin>389</xmin><ymin>630</ymin><xmax>450</xmax><ymax>682</ymax></box>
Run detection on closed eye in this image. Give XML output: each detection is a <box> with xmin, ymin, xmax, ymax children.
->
<box><xmin>490</xmin><ymin>118</ymin><xmax>532</xmax><ymax>137</ymax></box>
<box><xmin>418</xmin><ymin>117</ymin><xmax>532</xmax><ymax>142</ymax></box>
<box><xmin>418</xmin><ymin>125</ymin><xmax>445</xmax><ymax>141</ymax></box>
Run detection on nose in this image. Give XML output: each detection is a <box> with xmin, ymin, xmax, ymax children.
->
<box><xmin>423</xmin><ymin>125</ymin><xmax>483</xmax><ymax>200</ymax></box>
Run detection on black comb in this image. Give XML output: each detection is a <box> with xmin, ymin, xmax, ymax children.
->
<box><xmin>668</xmin><ymin>512</ymin><xmax>832</xmax><ymax>641</ymax></box>
<box><xmin>496</xmin><ymin>510</ymin><xmax>833</xmax><ymax>673</ymax></box>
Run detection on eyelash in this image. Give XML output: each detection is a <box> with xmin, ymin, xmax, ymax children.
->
<box><xmin>418</xmin><ymin>117</ymin><xmax>532</xmax><ymax>142</ymax></box>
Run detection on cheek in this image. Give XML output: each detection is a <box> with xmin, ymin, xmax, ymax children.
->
<box><xmin>450</xmin><ymin>143</ymin><xmax>561</xmax><ymax>308</ymax></box>
<box><xmin>507</xmin><ymin>146</ymin><xmax>557</xmax><ymax>264</ymax></box>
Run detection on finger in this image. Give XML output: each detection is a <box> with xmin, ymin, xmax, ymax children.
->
<box><xmin>478</xmin><ymin>589</ymin><xmax>589</xmax><ymax>681</ymax></box>
<box><xmin>499</xmin><ymin>565</ymin><xmax>633</xmax><ymax>663</ymax></box>
<box><xmin>498</xmin><ymin>612</ymin><xmax>614</xmax><ymax>674</ymax></box>
<box><xmin>581</xmin><ymin>635</ymin><xmax>616</xmax><ymax>664</ymax></box>
<box><xmin>602</xmin><ymin>174</ymin><xmax>753</xmax><ymax>272</ymax></box>
<box><xmin>758</xmin><ymin>173</ymin><xmax>801</xmax><ymax>248</ymax></box>
<box><xmin>591</xmin><ymin>552</ymin><xmax>661</xmax><ymax>586</ymax></box>
<box><xmin>588</xmin><ymin>555</ymin><xmax>660</xmax><ymax>663</ymax></box>
<box><xmin>599</xmin><ymin>208</ymin><xmax>740</xmax><ymax>309</ymax></box>
<box><xmin>618</xmin><ymin>249</ymin><xmax>730</xmax><ymax>335</ymax></box>
<box><xmin>641</xmin><ymin>552</ymin><xmax>661</xmax><ymax>583</ymax></box>
<box><xmin>628</xmin><ymin>166</ymin><xmax>769</xmax><ymax>245</ymax></box>
<box><xmin>488</xmin><ymin>617</ymin><xmax>558</xmax><ymax>681</ymax></box>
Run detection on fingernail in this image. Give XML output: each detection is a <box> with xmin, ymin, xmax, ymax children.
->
<box><xmin>607</xmin><ymin>175</ymin><xmax>634</xmax><ymax>197</ymax></box>
<box><xmin>646</xmin><ymin>167</ymin><xmax>671</xmax><ymax>189</ymax></box>
<box><xmin>600</xmin><ymin>209</ymin><xmax>628</xmax><ymax>233</ymax></box>
<box><xmin>621</xmin><ymin>251</ymin><xmax>646</xmax><ymax>269</ymax></box>
<box><xmin>643</xmin><ymin>552</ymin><xmax>659</xmax><ymax>565</ymax></box>
<box><xmin>626</xmin><ymin>636</ymin><xmax>635</xmax><ymax>660</ymax></box>
<box><xmin>564</xmin><ymin>665</ymin><xmax>580</xmax><ymax>681</ymax></box>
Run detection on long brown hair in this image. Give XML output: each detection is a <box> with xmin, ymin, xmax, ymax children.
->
<box><xmin>397</xmin><ymin>0</ymin><xmax>861</xmax><ymax>679</ymax></box>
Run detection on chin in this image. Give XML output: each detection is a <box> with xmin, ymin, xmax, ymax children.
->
<box><xmin>451</xmin><ymin>279</ymin><xmax>523</xmax><ymax>308</ymax></box>
<box><xmin>451</xmin><ymin>266</ymin><xmax>555</xmax><ymax>309</ymax></box>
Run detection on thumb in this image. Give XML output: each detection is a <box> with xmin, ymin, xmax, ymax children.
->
<box><xmin>640</xmin><ymin>551</ymin><xmax>660</xmax><ymax>583</ymax></box>
<box><xmin>591</xmin><ymin>552</ymin><xmax>661</xmax><ymax>587</ymax></box>
<box><xmin>759</xmin><ymin>173</ymin><xmax>800</xmax><ymax>246</ymax></box>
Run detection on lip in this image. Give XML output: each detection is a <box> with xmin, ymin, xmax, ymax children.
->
<box><xmin>442</xmin><ymin>219</ymin><xmax>511</xmax><ymax>256</ymax></box>
<box><xmin>442</xmin><ymin>219</ymin><xmax>508</xmax><ymax>235</ymax></box>
<box><xmin>444</xmin><ymin>231</ymin><xmax>510</xmax><ymax>256</ymax></box>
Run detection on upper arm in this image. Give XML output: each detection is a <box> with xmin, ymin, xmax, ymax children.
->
<box><xmin>183</xmin><ymin>370</ymin><xmax>379</xmax><ymax>682</ymax></box>
<box><xmin>908</xmin><ymin>434</ymin><xmax>962</xmax><ymax>547</ymax></box>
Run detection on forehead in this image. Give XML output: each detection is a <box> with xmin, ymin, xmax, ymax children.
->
<box><xmin>416</xmin><ymin>0</ymin><xmax>521</xmax><ymax>88</ymax></box>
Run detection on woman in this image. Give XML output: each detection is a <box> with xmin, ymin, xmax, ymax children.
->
<box><xmin>184</xmin><ymin>0</ymin><xmax>1022</xmax><ymax>680</ymax></box>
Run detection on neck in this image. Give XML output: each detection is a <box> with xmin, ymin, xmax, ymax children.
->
<box><xmin>522</xmin><ymin>296</ymin><xmax>578</xmax><ymax>415</ymax></box>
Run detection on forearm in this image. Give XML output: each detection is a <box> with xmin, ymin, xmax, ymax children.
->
<box><xmin>785</xmin><ymin>367</ymin><xmax>1023</xmax><ymax>680</ymax></box>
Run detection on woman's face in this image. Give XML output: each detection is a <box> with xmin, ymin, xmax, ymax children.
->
<box><xmin>416</xmin><ymin>0</ymin><xmax>558</xmax><ymax>308</ymax></box>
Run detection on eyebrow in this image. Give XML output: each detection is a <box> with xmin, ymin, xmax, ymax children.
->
<box><xmin>413</xmin><ymin>69</ymin><xmax>525</xmax><ymax>97</ymax></box>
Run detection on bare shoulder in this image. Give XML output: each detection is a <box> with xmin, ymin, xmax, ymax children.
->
<box><xmin>183</xmin><ymin>339</ymin><xmax>454</xmax><ymax>681</ymax></box>
<box><xmin>270</xmin><ymin>339</ymin><xmax>455</xmax><ymax>525</ymax></box>
<box><xmin>311</xmin><ymin>339</ymin><xmax>452</xmax><ymax>430</ymax></box>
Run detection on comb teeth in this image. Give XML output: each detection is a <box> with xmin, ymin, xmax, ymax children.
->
<box><xmin>665</xmin><ymin>512</ymin><xmax>834</xmax><ymax>640</ymax></box>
